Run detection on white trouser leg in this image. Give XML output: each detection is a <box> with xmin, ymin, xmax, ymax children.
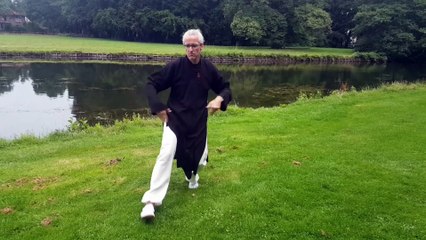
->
<box><xmin>187</xmin><ymin>139</ymin><xmax>208</xmax><ymax>189</ymax></box>
<box><xmin>198</xmin><ymin>139</ymin><xmax>208</xmax><ymax>171</ymax></box>
<box><xmin>141</xmin><ymin>124</ymin><xmax>177</xmax><ymax>206</ymax></box>
<box><xmin>186</xmin><ymin>138</ymin><xmax>208</xmax><ymax>179</ymax></box>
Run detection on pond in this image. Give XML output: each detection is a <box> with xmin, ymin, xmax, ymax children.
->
<box><xmin>0</xmin><ymin>62</ymin><xmax>425</xmax><ymax>139</ymax></box>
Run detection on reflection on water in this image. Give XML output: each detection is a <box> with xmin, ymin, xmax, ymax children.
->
<box><xmin>0</xmin><ymin>78</ymin><xmax>74</xmax><ymax>139</ymax></box>
<box><xmin>0</xmin><ymin>62</ymin><xmax>425</xmax><ymax>139</ymax></box>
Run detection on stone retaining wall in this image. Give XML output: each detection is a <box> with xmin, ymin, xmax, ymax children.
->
<box><xmin>0</xmin><ymin>52</ymin><xmax>364</xmax><ymax>65</ymax></box>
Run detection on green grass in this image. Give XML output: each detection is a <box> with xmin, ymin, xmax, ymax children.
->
<box><xmin>1</xmin><ymin>83</ymin><xmax>425</xmax><ymax>239</ymax></box>
<box><xmin>0</xmin><ymin>33</ymin><xmax>355</xmax><ymax>58</ymax></box>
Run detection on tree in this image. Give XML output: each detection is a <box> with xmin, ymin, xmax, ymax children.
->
<box><xmin>60</xmin><ymin>0</ymin><xmax>96</xmax><ymax>35</ymax></box>
<box><xmin>410</xmin><ymin>0</ymin><xmax>426</xmax><ymax>61</ymax></box>
<box><xmin>15</xmin><ymin>0</ymin><xmax>425</xmax><ymax>61</ymax></box>
<box><xmin>202</xmin><ymin>5</ymin><xmax>233</xmax><ymax>45</ymax></box>
<box><xmin>22</xmin><ymin>0</ymin><xmax>64</xmax><ymax>32</ymax></box>
<box><xmin>0</xmin><ymin>0</ymin><xmax>13</xmax><ymax>14</ymax></box>
<box><xmin>150</xmin><ymin>10</ymin><xmax>182</xmax><ymax>42</ymax></box>
<box><xmin>231</xmin><ymin>11</ymin><xmax>264</xmax><ymax>45</ymax></box>
<box><xmin>327</xmin><ymin>0</ymin><xmax>357</xmax><ymax>48</ymax></box>
<box><xmin>227</xmin><ymin>0</ymin><xmax>287</xmax><ymax>48</ymax></box>
<box><xmin>91</xmin><ymin>8</ymin><xmax>120</xmax><ymax>38</ymax></box>
<box><xmin>292</xmin><ymin>4</ymin><xmax>332</xmax><ymax>46</ymax></box>
<box><xmin>250</xmin><ymin>0</ymin><xmax>287</xmax><ymax>48</ymax></box>
<box><xmin>352</xmin><ymin>2</ymin><xmax>424</xmax><ymax>61</ymax></box>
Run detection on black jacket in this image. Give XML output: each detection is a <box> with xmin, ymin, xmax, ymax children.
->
<box><xmin>145</xmin><ymin>56</ymin><xmax>232</xmax><ymax>178</ymax></box>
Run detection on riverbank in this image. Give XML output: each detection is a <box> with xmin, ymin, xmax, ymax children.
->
<box><xmin>1</xmin><ymin>83</ymin><xmax>424</xmax><ymax>239</ymax></box>
<box><xmin>0</xmin><ymin>33</ymin><xmax>385</xmax><ymax>64</ymax></box>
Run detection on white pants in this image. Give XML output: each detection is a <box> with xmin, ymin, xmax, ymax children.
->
<box><xmin>141</xmin><ymin>124</ymin><xmax>208</xmax><ymax>206</ymax></box>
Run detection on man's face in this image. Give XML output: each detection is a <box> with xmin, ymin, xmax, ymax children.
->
<box><xmin>184</xmin><ymin>35</ymin><xmax>204</xmax><ymax>64</ymax></box>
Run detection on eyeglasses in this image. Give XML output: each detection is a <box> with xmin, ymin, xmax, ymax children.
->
<box><xmin>184</xmin><ymin>44</ymin><xmax>201</xmax><ymax>49</ymax></box>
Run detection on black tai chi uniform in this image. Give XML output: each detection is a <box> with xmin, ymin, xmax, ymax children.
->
<box><xmin>145</xmin><ymin>56</ymin><xmax>232</xmax><ymax>178</ymax></box>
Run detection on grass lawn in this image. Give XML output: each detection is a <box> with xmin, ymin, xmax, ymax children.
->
<box><xmin>0</xmin><ymin>33</ymin><xmax>355</xmax><ymax>58</ymax></box>
<box><xmin>0</xmin><ymin>83</ymin><xmax>425</xmax><ymax>239</ymax></box>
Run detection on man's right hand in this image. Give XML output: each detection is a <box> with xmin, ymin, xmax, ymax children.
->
<box><xmin>156</xmin><ymin>108</ymin><xmax>172</xmax><ymax>123</ymax></box>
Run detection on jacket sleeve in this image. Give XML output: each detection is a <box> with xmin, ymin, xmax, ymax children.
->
<box><xmin>209</xmin><ymin>64</ymin><xmax>232</xmax><ymax>111</ymax></box>
<box><xmin>145</xmin><ymin>62</ymin><xmax>175</xmax><ymax>115</ymax></box>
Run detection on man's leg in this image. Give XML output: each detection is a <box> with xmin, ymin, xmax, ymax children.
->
<box><xmin>141</xmin><ymin>124</ymin><xmax>177</xmax><ymax>219</ymax></box>
<box><xmin>187</xmin><ymin>138</ymin><xmax>208</xmax><ymax>189</ymax></box>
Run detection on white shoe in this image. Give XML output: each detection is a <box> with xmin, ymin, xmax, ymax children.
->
<box><xmin>188</xmin><ymin>174</ymin><xmax>199</xmax><ymax>189</ymax></box>
<box><xmin>140</xmin><ymin>203</ymin><xmax>155</xmax><ymax>220</ymax></box>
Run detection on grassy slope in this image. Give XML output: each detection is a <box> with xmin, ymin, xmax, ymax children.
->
<box><xmin>0</xmin><ymin>83</ymin><xmax>425</xmax><ymax>239</ymax></box>
<box><xmin>0</xmin><ymin>33</ymin><xmax>355</xmax><ymax>57</ymax></box>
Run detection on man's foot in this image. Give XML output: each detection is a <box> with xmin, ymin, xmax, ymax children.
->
<box><xmin>140</xmin><ymin>203</ymin><xmax>155</xmax><ymax>220</ymax></box>
<box><xmin>188</xmin><ymin>174</ymin><xmax>199</xmax><ymax>189</ymax></box>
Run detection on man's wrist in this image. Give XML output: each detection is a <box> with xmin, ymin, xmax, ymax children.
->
<box><xmin>215</xmin><ymin>96</ymin><xmax>224</xmax><ymax>102</ymax></box>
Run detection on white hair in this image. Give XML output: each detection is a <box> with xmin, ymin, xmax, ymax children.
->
<box><xmin>182</xmin><ymin>29</ymin><xmax>205</xmax><ymax>44</ymax></box>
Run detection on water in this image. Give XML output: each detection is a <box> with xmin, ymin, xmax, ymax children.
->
<box><xmin>0</xmin><ymin>62</ymin><xmax>425</xmax><ymax>139</ymax></box>
<box><xmin>0</xmin><ymin>79</ymin><xmax>74</xmax><ymax>139</ymax></box>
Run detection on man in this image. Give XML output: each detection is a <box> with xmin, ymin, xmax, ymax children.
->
<box><xmin>140</xmin><ymin>29</ymin><xmax>232</xmax><ymax>220</ymax></box>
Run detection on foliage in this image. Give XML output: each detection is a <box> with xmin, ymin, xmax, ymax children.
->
<box><xmin>231</xmin><ymin>12</ymin><xmax>264</xmax><ymax>45</ymax></box>
<box><xmin>0</xmin><ymin>0</ymin><xmax>12</xmax><ymax>15</ymax></box>
<box><xmin>91</xmin><ymin>8</ymin><xmax>120</xmax><ymax>39</ymax></box>
<box><xmin>326</xmin><ymin>0</ymin><xmax>357</xmax><ymax>48</ymax></box>
<box><xmin>292</xmin><ymin>4</ymin><xmax>332</xmax><ymax>47</ymax></box>
<box><xmin>67</xmin><ymin>118</ymin><xmax>89</xmax><ymax>133</ymax></box>
<box><xmin>353</xmin><ymin>2</ymin><xmax>426</xmax><ymax>61</ymax></box>
<box><xmin>228</xmin><ymin>0</ymin><xmax>287</xmax><ymax>48</ymax></box>
<box><xmin>1</xmin><ymin>0</ymin><xmax>425</xmax><ymax>61</ymax></box>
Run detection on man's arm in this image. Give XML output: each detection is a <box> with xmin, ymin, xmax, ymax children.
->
<box><xmin>200</xmin><ymin>60</ymin><xmax>231</xmax><ymax>115</ymax></box>
<box><xmin>145</xmin><ymin>62</ymin><xmax>175</xmax><ymax>118</ymax></box>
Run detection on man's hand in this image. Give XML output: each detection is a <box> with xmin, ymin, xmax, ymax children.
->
<box><xmin>206</xmin><ymin>96</ymin><xmax>224</xmax><ymax>115</ymax></box>
<box><xmin>156</xmin><ymin>108</ymin><xmax>172</xmax><ymax>123</ymax></box>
